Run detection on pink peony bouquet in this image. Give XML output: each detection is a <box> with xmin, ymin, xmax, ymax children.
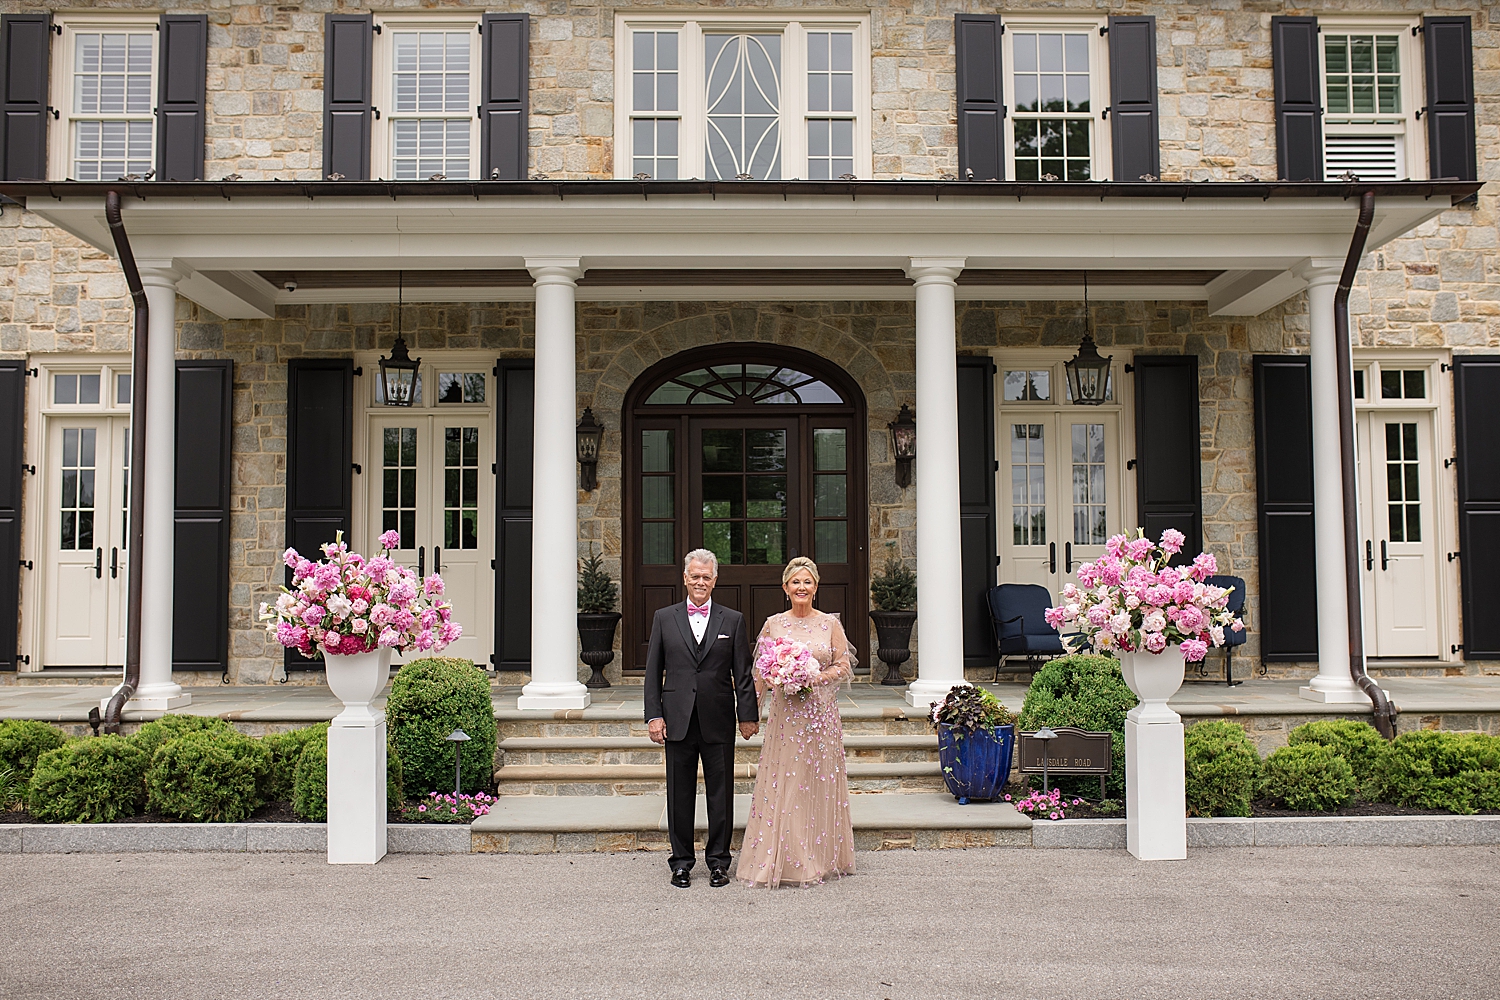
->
<box><xmin>755</xmin><ymin>635</ymin><xmax>820</xmax><ymax>694</ymax></box>
<box><xmin>1042</xmin><ymin>528</ymin><xmax>1244</xmax><ymax>662</ymax></box>
<box><xmin>259</xmin><ymin>530</ymin><xmax>461</xmax><ymax>658</ymax></box>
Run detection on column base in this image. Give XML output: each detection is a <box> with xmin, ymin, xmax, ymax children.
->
<box><xmin>904</xmin><ymin>679</ymin><xmax>966</xmax><ymax>710</ymax></box>
<box><xmin>328</xmin><ymin>714</ymin><xmax>388</xmax><ymax>865</ymax></box>
<box><xmin>100</xmin><ymin>685</ymin><xmax>191</xmax><ymax>714</ymax></box>
<box><xmin>1299</xmin><ymin>681</ymin><xmax>1372</xmax><ymax>704</ymax></box>
<box><xmin>516</xmin><ymin>681</ymin><xmax>591</xmax><ymax>712</ymax></box>
<box><xmin>1125</xmin><ymin>717</ymin><xmax>1187</xmax><ymax>861</ymax></box>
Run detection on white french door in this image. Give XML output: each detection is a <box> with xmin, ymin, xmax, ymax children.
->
<box><xmin>999</xmin><ymin>410</ymin><xmax>1123</xmax><ymax>599</ymax></box>
<box><xmin>366</xmin><ymin>415</ymin><xmax>493</xmax><ymax>665</ymax></box>
<box><xmin>42</xmin><ymin>417</ymin><xmax>130</xmax><ymax>667</ymax></box>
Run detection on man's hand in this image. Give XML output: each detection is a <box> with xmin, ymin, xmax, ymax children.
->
<box><xmin>648</xmin><ymin>718</ymin><xmax>667</xmax><ymax>744</ymax></box>
<box><xmin>739</xmin><ymin>721</ymin><xmax>759</xmax><ymax>740</ymax></box>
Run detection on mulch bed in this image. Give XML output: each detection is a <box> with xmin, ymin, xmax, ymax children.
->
<box><xmin>995</xmin><ymin>783</ymin><xmax>1499</xmax><ymax>820</ymax></box>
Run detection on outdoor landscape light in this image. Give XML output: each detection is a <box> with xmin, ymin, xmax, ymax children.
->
<box><xmin>1034</xmin><ymin>726</ymin><xmax>1057</xmax><ymax>793</ymax></box>
<box><xmin>888</xmin><ymin>403</ymin><xmax>916</xmax><ymax>488</ymax></box>
<box><xmin>379</xmin><ymin>271</ymin><xmax>420</xmax><ymax>406</ymax></box>
<box><xmin>575</xmin><ymin>407</ymin><xmax>605</xmax><ymax>491</ymax></box>
<box><xmin>1064</xmin><ymin>273</ymin><xmax>1112</xmax><ymax>405</ymax></box>
<box><xmin>445</xmin><ymin>729</ymin><xmax>471</xmax><ymax>794</ymax></box>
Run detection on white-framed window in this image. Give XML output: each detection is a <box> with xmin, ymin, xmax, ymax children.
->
<box><xmin>372</xmin><ymin>15</ymin><xmax>480</xmax><ymax>181</ymax></box>
<box><xmin>1001</xmin><ymin>19</ymin><xmax>1110</xmax><ymax>181</ymax></box>
<box><xmin>614</xmin><ymin>14</ymin><xmax>871</xmax><ymax>181</ymax></box>
<box><xmin>1319</xmin><ymin>19</ymin><xmax>1424</xmax><ymax>181</ymax></box>
<box><xmin>48</xmin><ymin>15</ymin><xmax>159</xmax><ymax>181</ymax></box>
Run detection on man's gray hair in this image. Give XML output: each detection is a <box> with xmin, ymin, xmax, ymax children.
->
<box><xmin>683</xmin><ymin>548</ymin><xmax>719</xmax><ymax>577</ymax></box>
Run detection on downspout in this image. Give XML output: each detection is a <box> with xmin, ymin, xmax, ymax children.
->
<box><xmin>101</xmin><ymin>191</ymin><xmax>149</xmax><ymax>734</ymax></box>
<box><xmin>1333</xmin><ymin>189</ymin><xmax>1398</xmax><ymax>739</ymax></box>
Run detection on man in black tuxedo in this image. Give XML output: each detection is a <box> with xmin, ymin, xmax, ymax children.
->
<box><xmin>644</xmin><ymin>548</ymin><xmax>758</xmax><ymax>888</ymax></box>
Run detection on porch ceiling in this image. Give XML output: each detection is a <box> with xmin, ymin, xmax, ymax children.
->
<box><xmin>0</xmin><ymin>179</ymin><xmax>1477</xmax><ymax>320</ymax></box>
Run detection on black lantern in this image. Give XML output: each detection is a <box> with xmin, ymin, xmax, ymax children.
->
<box><xmin>1064</xmin><ymin>273</ymin><xmax>1112</xmax><ymax>405</ymax></box>
<box><xmin>576</xmin><ymin>407</ymin><xmax>605</xmax><ymax>491</ymax></box>
<box><xmin>378</xmin><ymin>272</ymin><xmax>420</xmax><ymax>406</ymax></box>
<box><xmin>889</xmin><ymin>403</ymin><xmax>916</xmax><ymax>489</ymax></box>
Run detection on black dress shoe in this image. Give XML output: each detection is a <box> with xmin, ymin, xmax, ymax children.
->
<box><xmin>709</xmin><ymin>867</ymin><xmax>730</xmax><ymax>887</ymax></box>
<box><xmin>670</xmin><ymin>869</ymin><xmax>691</xmax><ymax>888</ymax></box>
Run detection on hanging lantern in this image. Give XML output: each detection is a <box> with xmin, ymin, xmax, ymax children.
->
<box><xmin>1064</xmin><ymin>272</ymin><xmax>1112</xmax><ymax>405</ymax></box>
<box><xmin>888</xmin><ymin>403</ymin><xmax>916</xmax><ymax>488</ymax></box>
<box><xmin>576</xmin><ymin>407</ymin><xmax>605</xmax><ymax>491</ymax></box>
<box><xmin>378</xmin><ymin>335</ymin><xmax>420</xmax><ymax>406</ymax></box>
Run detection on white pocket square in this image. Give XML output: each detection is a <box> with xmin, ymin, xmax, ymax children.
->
<box><xmin>717</xmin><ymin>634</ymin><xmax>730</xmax><ymax>639</ymax></box>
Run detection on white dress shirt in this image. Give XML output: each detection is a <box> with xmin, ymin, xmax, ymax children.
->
<box><xmin>687</xmin><ymin>599</ymin><xmax>712</xmax><ymax>644</ymax></box>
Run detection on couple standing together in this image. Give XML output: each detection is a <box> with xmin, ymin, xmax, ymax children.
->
<box><xmin>644</xmin><ymin>549</ymin><xmax>856</xmax><ymax>889</ymax></box>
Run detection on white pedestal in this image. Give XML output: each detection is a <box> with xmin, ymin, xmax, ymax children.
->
<box><xmin>327</xmin><ymin>715</ymin><xmax>388</xmax><ymax>865</ymax></box>
<box><xmin>1125</xmin><ymin>716</ymin><xmax>1187</xmax><ymax>861</ymax></box>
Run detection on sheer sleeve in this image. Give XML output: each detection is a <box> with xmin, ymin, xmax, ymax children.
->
<box><xmin>753</xmin><ymin>619</ymin><xmax>774</xmax><ymax>699</ymax></box>
<box><xmin>818</xmin><ymin>615</ymin><xmax>855</xmax><ymax>684</ymax></box>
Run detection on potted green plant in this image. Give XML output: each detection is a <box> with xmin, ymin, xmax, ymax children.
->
<box><xmin>869</xmin><ymin>545</ymin><xmax>917</xmax><ymax>685</ymax></box>
<box><xmin>577</xmin><ymin>551</ymin><xmax>621</xmax><ymax>689</ymax></box>
<box><xmin>930</xmin><ymin>685</ymin><xmax>1017</xmax><ymax>804</ymax></box>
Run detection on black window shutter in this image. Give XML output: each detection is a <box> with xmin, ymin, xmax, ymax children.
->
<box><xmin>1423</xmin><ymin>16</ymin><xmax>1476</xmax><ymax>183</ymax></box>
<box><xmin>173</xmin><ymin>360</ymin><xmax>232</xmax><ymax>671</ymax></box>
<box><xmin>1271</xmin><ymin>16</ymin><xmax>1323</xmax><ymax>182</ymax></box>
<box><xmin>957</xmin><ymin>356</ymin><xmax>998</xmax><ymax>669</ymax></box>
<box><xmin>0</xmin><ymin>361</ymin><xmax>24</xmax><ymax>670</ymax></box>
<box><xmin>495</xmin><ymin>360</ymin><xmax>533</xmax><ymax>670</ymax></box>
<box><xmin>1453</xmin><ymin>356</ymin><xmax>1500</xmax><ymax>659</ymax></box>
<box><xmin>286</xmin><ymin>358</ymin><xmax>353</xmax><ymax>669</ymax></box>
<box><xmin>954</xmin><ymin>14</ymin><xmax>1004</xmax><ymax>181</ymax></box>
<box><xmin>1253</xmin><ymin>355</ymin><xmax>1318</xmax><ymax>662</ymax></box>
<box><xmin>1133</xmin><ymin>355</ymin><xmax>1202</xmax><ymax>558</ymax></box>
<box><xmin>480</xmin><ymin>13</ymin><xmax>529</xmax><ymax>181</ymax></box>
<box><xmin>322</xmin><ymin>14</ymin><xmax>373</xmax><ymax>181</ymax></box>
<box><xmin>156</xmin><ymin>14</ymin><xmax>208</xmax><ymax>182</ymax></box>
<box><xmin>1108</xmin><ymin>16</ymin><xmax>1159</xmax><ymax>182</ymax></box>
<box><xmin>0</xmin><ymin>13</ymin><xmax>52</xmax><ymax>182</ymax></box>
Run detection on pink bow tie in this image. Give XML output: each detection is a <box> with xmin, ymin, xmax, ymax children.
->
<box><xmin>687</xmin><ymin>603</ymin><xmax>709</xmax><ymax>618</ymax></box>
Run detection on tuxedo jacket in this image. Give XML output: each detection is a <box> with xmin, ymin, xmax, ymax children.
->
<box><xmin>643</xmin><ymin>602</ymin><xmax>757</xmax><ymax>744</ymax></box>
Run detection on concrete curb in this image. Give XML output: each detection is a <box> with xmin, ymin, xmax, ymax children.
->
<box><xmin>1031</xmin><ymin>814</ymin><xmax>1500</xmax><ymax>849</ymax></box>
<box><xmin>0</xmin><ymin>823</ymin><xmax>470</xmax><ymax>854</ymax></box>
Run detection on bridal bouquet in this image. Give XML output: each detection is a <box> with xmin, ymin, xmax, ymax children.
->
<box><xmin>259</xmin><ymin>530</ymin><xmax>461</xmax><ymax>658</ymax></box>
<box><xmin>1042</xmin><ymin>528</ymin><xmax>1243</xmax><ymax>662</ymax></box>
<box><xmin>755</xmin><ymin>636</ymin><xmax>820</xmax><ymax>694</ymax></box>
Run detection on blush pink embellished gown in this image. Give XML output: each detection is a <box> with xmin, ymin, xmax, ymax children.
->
<box><xmin>736</xmin><ymin>610</ymin><xmax>857</xmax><ymax>888</ymax></box>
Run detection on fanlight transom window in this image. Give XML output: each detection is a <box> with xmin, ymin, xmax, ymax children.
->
<box><xmin>645</xmin><ymin>364</ymin><xmax>844</xmax><ymax>405</ymax></box>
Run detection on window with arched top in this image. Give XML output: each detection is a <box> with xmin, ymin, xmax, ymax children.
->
<box><xmin>644</xmin><ymin>363</ymin><xmax>845</xmax><ymax>406</ymax></box>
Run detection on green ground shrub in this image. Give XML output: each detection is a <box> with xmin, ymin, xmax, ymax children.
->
<box><xmin>1288</xmin><ymin>720</ymin><xmax>1389</xmax><ymax>797</ymax></box>
<box><xmin>1184</xmin><ymin>720</ymin><xmax>1260</xmax><ymax>817</ymax></box>
<box><xmin>0</xmin><ymin>720</ymin><xmax>67</xmax><ymax>788</ymax></box>
<box><xmin>145</xmin><ymin>729</ymin><xmax>271</xmax><ymax>822</ymax></box>
<box><xmin>131</xmin><ymin>715</ymin><xmax>231</xmax><ymax>763</ymax></box>
<box><xmin>290</xmin><ymin>733</ymin><xmax>405</xmax><ymax>822</ymax></box>
<box><xmin>262</xmin><ymin>724</ymin><xmax>329</xmax><ymax>802</ymax></box>
<box><xmin>1260</xmin><ymin>743</ymin><xmax>1357</xmax><ymax>812</ymax></box>
<box><xmin>28</xmin><ymin>736</ymin><xmax>148</xmax><ymax>822</ymax></box>
<box><xmin>1374</xmin><ymin>731</ymin><xmax>1500</xmax><ymax>815</ymax></box>
<box><xmin>1018</xmin><ymin>654</ymin><xmax>1137</xmax><ymax>799</ymax></box>
<box><xmin>385</xmin><ymin>657</ymin><xmax>497</xmax><ymax>795</ymax></box>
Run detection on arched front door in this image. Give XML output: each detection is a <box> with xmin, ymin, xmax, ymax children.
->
<box><xmin>622</xmin><ymin>345</ymin><xmax>868</xmax><ymax>672</ymax></box>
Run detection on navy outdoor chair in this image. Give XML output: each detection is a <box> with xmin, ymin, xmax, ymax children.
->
<box><xmin>987</xmin><ymin>584</ymin><xmax>1066</xmax><ymax>681</ymax></box>
<box><xmin>1194</xmin><ymin>574</ymin><xmax>1247</xmax><ymax>687</ymax></box>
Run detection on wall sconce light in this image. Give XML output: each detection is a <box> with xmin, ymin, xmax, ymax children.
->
<box><xmin>576</xmin><ymin>407</ymin><xmax>605</xmax><ymax>491</ymax></box>
<box><xmin>889</xmin><ymin>403</ymin><xmax>916</xmax><ymax>488</ymax></box>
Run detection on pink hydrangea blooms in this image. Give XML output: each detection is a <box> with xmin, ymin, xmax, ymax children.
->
<box><xmin>1042</xmin><ymin>529</ymin><xmax>1244</xmax><ymax>662</ymax></box>
<box><xmin>259</xmin><ymin>531</ymin><xmax>462</xmax><ymax>659</ymax></box>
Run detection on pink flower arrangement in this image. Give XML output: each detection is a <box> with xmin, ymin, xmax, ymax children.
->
<box><xmin>1042</xmin><ymin>528</ymin><xmax>1244</xmax><ymax>662</ymax></box>
<box><xmin>398</xmin><ymin>791</ymin><xmax>495</xmax><ymax>824</ymax></box>
<box><xmin>259</xmin><ymin>530</ymin><xmax>462</xmax><ymax>658</ymax></box>
<box><xmin>754</xmin><ymin>635</ymin><xmax>820</xmax><ymax>694</ymax></box>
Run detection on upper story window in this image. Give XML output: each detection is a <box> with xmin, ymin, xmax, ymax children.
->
<box><xmin>1319</xmin><ymin>21</ymin><xmax>1422</xmax><ymax>180</ymax></box>
<box><xmin>615</xmin><ymin>14</ymin><xmax>870</xmax><ymax>181</ymax></box>
<box><xmin>49</xmin><ymin>16</ymin><xmax>159</xmax><ymax>181</ymax></box>
<box><xmin>1002</xmin><ymin>20</ymin><xmax>1109</xmax><ymax>181</ymax></box>
<box><xmin>374</xmin><ymin>16</ymin><xmax>479</xmax><ymax>180</ymax></box>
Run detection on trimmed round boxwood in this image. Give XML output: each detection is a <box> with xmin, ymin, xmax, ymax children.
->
<box><xmin>1374</xmin><ymin>731</ymin><xmax>1500</xmax><ymax>815</ymax></box>
<box><xmin>1184</xmin><ymin>720</ymin><xmax>1260</xmax><ymax>817</ymax></box>
<box><xmin>1288</xmin><ymin>720</ymin><xmax>1389</xmax><ymax>797</ymax></box>
<box><xmin>385</xmin><ymin>657</ymin><xmax>497</xmax><ymax>795</ymax></box>
<box><xmin>145</xmin><ymin>728</ymin><xmax>271</xmax><ymax>822</ymax></box>
<box><xmin>0</xmin><ymin>719</ymin><xmax>67</xmax><ymax>788</ymax></box>
<box><xmin>261</xmin><ymin>723</ymin><xmax>329</xmax><ymax>803</ymax></box>
<box><xmin>1018</xmin><ymin>653</ymin><xmax>1137</xmax><ymax>799</ymax></box>
<box><xmin>28</xmin><ymin>736</ymin><xmax>148</xmax><ymax>823</ymax></box>
<box><xmin>290</xmin><ymin>734</ymin><xmax>404</xmax><ymax>822</ymax></box>
<box><xmin>131</xmin><ymin>714</ymin><xmax>232</xmax><ymax>763</ymax></box>
<box><xmin>1260</xmin><ymin>742</ymin><xmax>1357</xmax><ymax>812</ymax></box>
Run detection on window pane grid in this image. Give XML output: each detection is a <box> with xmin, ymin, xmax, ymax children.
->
<box><xmin>121</xmin><ymin>426</ymin><xmax>130</xmax><ymax>547</ymax></box>
<box><xmin>705</xmin><ymin>33</ymin><xmax>782</xmax><ymax>180</ymax></box>
<box><xmin>443</xmin><ymin>427</ymin><xmax>479</xmax><ymax>550</ymax></box>
<box><xmin>1325</xmin><ymin>34</ymin><xmax>1401</xmax><ymax>118</ymax></box>
<box><xmin>1012</xmin><ymin>31</ymin><xmax>1091</xmax><ymax>181</ymax></box>
<box><xmin>701</xmin><ymin>429</ymin><xmax>786</xmax><ymax>566</ymax></box>
<box><xmin>72</xmin><ymin>32</ymin><xmax>154</xmax><ymax>180</ymax></box>
<box><xmin>60</xmin><ymin>427</ymin><xmax>97</xmax><ymax>551</ymax></box>
<box><xmin>1384</xmin><ymin>422</ymin><xmax>1420</xmax><ymax>543</ymax></box>
<box><xmin>382</xmin><ymin>427</ymin><xmax>418</xmax><ymax>548</ymax></box>
<box><xmin>642</xmin><ymin>429</ymin><xmax>676</xmax><ymax>565</ymax></box>
<box><xmin>1071</xmin><ymin>423</ymin><xmax>1106</xmax><ymax>545</ymax></box>
<box><xmin>812</xmin><ymin>427</ymin><xmax>848</xmax><ymax>563</ymax></box>
<box><xmin>391</xmin><ymin>30</ymin><xmax>472</xmax><ymax>179</ymax></box>
<box><xmin>1011</xmin><ymin>423</ymin><xmax>1046</xmax><ymax>545</ymax></box>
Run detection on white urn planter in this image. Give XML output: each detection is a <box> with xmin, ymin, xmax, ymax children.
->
<box><xmin>324</xmin><ymin>647</ymin><xmax>393</xmax><ymax>865</ymax></box>
<box><xmin>1118</xmin><ymin>646</ymin><xmax>1187</xmax><ymax>861</ymax></box>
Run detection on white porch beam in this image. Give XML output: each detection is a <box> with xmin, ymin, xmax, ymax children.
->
<box><xmin>1206</xmin><ymin>269</ymin><xmax>1307</xmax><ymax>316</ymax></box>
<box><xmin>176</xmin><ymin>269</ymin><xmax>278</xmax><ymax>319</ymax></box>
<box><xmin>904</xmin><ymin>257</ymin><xmax>968</xmax><ymax>710</ymax></box>
<box><xmin>516</xmin><ymin>257</ymin><xmax>591</xmax><ymax>712</ymax></box>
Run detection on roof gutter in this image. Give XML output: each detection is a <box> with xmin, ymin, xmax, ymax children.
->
<box><xmin>1334</xmin><ymin>190</ymin><xmax>1397</xmax><ymax>739</ymax></box>
<box><xmin>100</xmin><ymin>190</ymin><xmax>149</xmax><ymax>734</ymax></box>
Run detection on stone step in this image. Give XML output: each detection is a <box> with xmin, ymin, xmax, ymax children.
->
<box><xmin>498</xmin><ymin>734</ymin><xmax>939</xmax><ymax>752</ymax></box>
<box><xmin>492</xmin><ymin>760</ymin><xmax>947</xmax><ymax>796</ymax></box>
<box><xmin>496</xmin><ymin>733</ymin><xmax>941</xmax><ymax>767</ymax></box>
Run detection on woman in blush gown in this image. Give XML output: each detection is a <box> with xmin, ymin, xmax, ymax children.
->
<box><xmin>737</xmin><ymin>557</ymin><xmax>856</xmax><ymax>888</ymax></box>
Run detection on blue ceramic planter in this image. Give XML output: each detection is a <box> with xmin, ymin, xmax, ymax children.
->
<box><xmin>936</xmin><ymin>723</ymin><xmax>1015</xmax><ymax>804</ymax></box>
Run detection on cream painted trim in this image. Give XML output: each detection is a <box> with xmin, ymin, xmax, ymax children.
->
<box><xmin>370</xmin><ymin>13</ymin><xmax>483</xmax><ymax>182</ymax></box>
<box><xmin>999</xmin><ymin>15</ymin><xmax>1113</xmax><ymax>182</ymax></box>
<box><xmin>1316</xmin><ymin>16</ymin><xmax>1425</xmax><ymax>181</ymax></box>
<box><xmin>47</xmin><ymin>14</ymin><xmax>161</xmax><ymax>182</ymax></box>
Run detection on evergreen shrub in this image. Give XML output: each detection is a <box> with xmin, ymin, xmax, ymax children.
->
<box><xmin>28</xmin><ymin>736</ymin><xmax>148</xmax><ymax>822</ymax></box>
<box><xmin>131</xmin><ymin>715</ymin><xmax>231</xmax><ymax>763</ymax></box>
<box><xmin>869</xmin><ymin>545</ymin><xmax>917</xmax><ymax>612</ymax></box>
<box><xmin>0</xmin><ymin>720</ymin><xmax>67</xmax><ymax>790</ymax></box>
<box><xmin>145</xmin><ymin>729</ymin><xmax>271</xmax><ymax>822</ymax></box>
<box><xmin>1374</xmin><ymin>731</ymin><xmax>1500</xmax><ymax>815</ymax></box>
<box><xmin>577</xmin><ymin>552</ymin><xmax>618</xmax><ymax>613</ymax></box>
<box><xmin>1184</xmin><ymin>720</ymin><xmax>1260</xmax><ymax>817</ymax></box>
<box><xmin>1260</xmin><ymin>742</ymin><xmax>1357</xmax><ymax>811</ymax></box>
<box><xmin>262</xmin><ymin>724</ymin><xmax>329</xmax><ymax>802</ymax></box>
<box><xmin>290</xmin><ymin>734</ymin><xmax>404</xmax><ymax>821</ymax></box>
<box><xmin>385</xmin><ymin>657</ymin><xmax>497</xmax><ymax>795</ymax></box>
<box><xmin>1018</xmin><ymin>653</ymin><xmax>1137</xmax><ymax>798</ymax></box>
<box><xmin>1288</xmin><ymin>720</ymin><xmax>1389</xmax><ymax>796</ymax></box>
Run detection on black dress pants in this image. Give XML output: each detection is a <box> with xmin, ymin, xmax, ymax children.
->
<box><xmin>665</xmin><ymin>708</ymin><xmax>735</xmax><ymax>872</ymax></box>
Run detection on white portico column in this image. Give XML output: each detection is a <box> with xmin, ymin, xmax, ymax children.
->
<box><xmin>518</xmin><ymin>258</ymin><xmax>591</xmax><ymax>711</ymax></box>
<box><xmin>1299</xmin><ymin>261</ymin><xmax>1364</xmax><ymax>703</ymax></box>
<box><xmin>904</xmin><ymin>258</ymin><xmax>969</xmax><ymax>709</ymax></box>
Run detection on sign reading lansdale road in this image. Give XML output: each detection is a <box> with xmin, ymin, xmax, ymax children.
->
<box><xmin>1018</xmin><ymin>727</ymin><xmax>1113</xmax><ymax>799</ymax></box>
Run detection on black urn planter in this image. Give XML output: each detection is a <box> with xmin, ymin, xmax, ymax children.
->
<box><xmin>577</xmin><ymin>612</ymin><xmax>622</xmax><ymax>689</ymax></box>
<box><xmin>869</xmin><ymin>610</ymin><xmax>917</xmax><ymax>686</ymax></box>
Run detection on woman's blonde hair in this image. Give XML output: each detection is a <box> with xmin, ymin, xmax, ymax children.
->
<box><xmin>782</xmin><ymin>556</ymin><xmax>820</xmax><ymax>585</ymax></box>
